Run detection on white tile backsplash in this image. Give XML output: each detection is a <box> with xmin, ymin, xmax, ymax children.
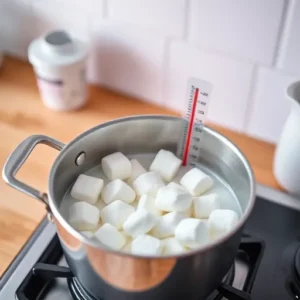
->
<box><xmin>277</xmin><ymin>0</ymin><xmax>300</xmax><ymax>76</ymax></box>
<box><xmin>108</xmin><ymin>0</ymin><xmax>186</xmax><ymax>38</ymax></box>
<box><xmin>0</xmin><ymin>0</ymin><xmax>36</xmax><ymax>58</ymax></box>
<box><xmin>32</xmin><ymin>0</ymin><xmax>104</xmax><ymax>41</ymax></box>
<box><xmin>3</xmin><ymin>0</ymin><xmax>300</xmax><ymax>144</ymax></box>
<box><xmin>165</xmin><ymin>42</ymin><xmax>254</xmax><ymax>131</ymax></box>
<box><xmin>246</xmin><ymin>67</ymin><xmax>296</xmax><ymax>143</ymax></box>
<box><xmin>189</xmin><ymin>0</ymin><xmax>285</xmax><ymax>65</ymax></box>
<box><xmin>88</xmin><ymin>21</ymin><xmax>166</xmax><ymax>105</ymax></box>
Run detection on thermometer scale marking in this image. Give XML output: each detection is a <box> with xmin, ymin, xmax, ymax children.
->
<box><xmin>182</xmin><ymin>87</ymin><xmax>199</xmax><ymax>166</ymax></box>
<box><xmin>178</xmin><ymin>78</ymin><xmax>212</xmax><ymax>167</ymax></box>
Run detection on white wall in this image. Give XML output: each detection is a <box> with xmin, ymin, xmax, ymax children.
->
<box><xmin>0</xmin><ymin>0</ymin><xmax>299</xmax><ymax>143</ymax></box>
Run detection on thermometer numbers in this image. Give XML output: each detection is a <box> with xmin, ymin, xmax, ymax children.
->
<box><xmin>177</xmin><ymin>77</ymin><xmax>213</xmax><ymax>167</ymax></box>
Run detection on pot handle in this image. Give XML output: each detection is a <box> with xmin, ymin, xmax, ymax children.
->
<box><xmin>2</xmin><ymin>135</ymin><xmax>65</xmax><ymax>208</ymax></box>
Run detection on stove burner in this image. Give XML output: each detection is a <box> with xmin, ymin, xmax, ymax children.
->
<box><xmin>206</xmin><ymin>265</ymin><xmax>235</xmax><ymax>300</ymax></box>
<box><xmin>67</xmin><ymin>266</ymin><xmax>236</xmax><ymax>300</ymax></box>
<box><xmin>68</xmin><ymin>277</ymin><xmax>99</xmax><ymax>300</ymax></box>
<box><xmin>67</xmin><ymin>265</ymin><xmax>251</xmax><ymax>300</ymax></box>
<box><xmin>15</xmin><ymin>235</ymin><xmax>263</xmax><ymax>300</ymax></box>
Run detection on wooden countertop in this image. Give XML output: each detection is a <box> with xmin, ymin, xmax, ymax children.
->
<box><xmin>0</xmin><ymin>56</ymin><xmax>281</xmax><ymax>275</ymax></box>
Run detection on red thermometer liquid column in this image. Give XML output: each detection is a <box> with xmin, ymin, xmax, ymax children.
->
<box><xmin>177</xmin><ymin>78</ymin><xmax>213</xmax><ymax>167</ymax></box>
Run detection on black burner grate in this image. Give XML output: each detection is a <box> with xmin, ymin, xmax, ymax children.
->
<box><xmin>67</xmin><ymin>265</ymin><xmax>236</xmax><ymax>300</ymax></box>
<box><xmin>15</xmin><ymin>235</ymin><xmax>263</xmax><ymax>300</ymax></box>
<box><xmin>68</xmin><ymin>277</ymin><xmax>99</xmax><ymax>300</ymax></box>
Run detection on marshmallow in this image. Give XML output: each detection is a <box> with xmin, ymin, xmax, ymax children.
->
<box><xmin>137</xmin><ymin>194</ymin><xmax>162</xmax><ymax>216</ymax></box>
<box><xmin>199</xmin><ymin>219</ymin><xmax>209</xmax><ymax>235</ymax></box>
<box><xmin>180</xmin><ymin>168</ymin><xmax>213</xmax><ymax>196</ymax></box>
<box><xmin>175</xmin><ymin>218</ymin><xmax>210</xmax><ymax>249</ymax></box>
<box><xmin>150</xmin><ymin>149</ymin><xmax>182</xmax><ymax>182</ymax></box>
<box><xmin>151</xmin><ymin>212</ymin><xmax>186</xmax><ymax>238</ymax></box>
<box><xmin>131</xmin><ymin>199</ymin><xmax>139</xmax><ymax>209</ymax></box>
<box><xmin>127</xmin><ymin>159</ymin><xmax>147</xmax><ymax>184</ymax></box>
<box><xmin>132</xmin><ymin>171</ymin><xmax>164</xmax><ymax>196</ymax></box>
<box><xmin>101</xmin><ymin>152</ymin><xmax>132</xmax><ymax>181</ymax></box>
<box><xmin>120</xmin><ymin>230</ymin><xmax>131</xmax><ymax>243</ymax></box>
<box><xmin>101</xmin><ymin>200</ymin><xmax>135</xmax><ymax>229</ymax></box>
<box><xmin>123</xmin><ymin>210</ymin><xmax>157</xmax><ymax>237</ymax></box>
<box><xmin>80</xmin><ymin>231</ymin><xmax>94</xmax><ymax>238</ymax></box>
<box><xmin>101</xmin><ymin>179</ymin><xmax>136</xmax><ymax>204</ymax></box>
<box><xmin>94</xmin><ymin>223</ymin><xmax>126</xmax><ymax>250</ymax></box>
<box><xmin>131</xmin><ymin>234</ymin><xmax>163</xmax><ymax>255</ymax></box>
<box><xmin>70</xmin><ymin>174</ymin><xmax>103</xmax><ymax>204</ymax></box>
<box><xmin>200</xmin><ymin>219</ymin><xmax>209</xmax><ymax>227</ymax></box>
<box><xmin>183</xmin><ymin>205</ymin><xmax>193</xmax><ymax>217</ymax></box>
<box><xmin>169</xmin><ymin>182</ymin><xmax>186</xmax><ymax>190</ymax></box>
<box><xmin>208</xmin><ymin>209</ymin><xmax>239</xmax><ymax>239</ymax></box>
<box><xmin>95</xmin><ymin>199</ymin><xmax>106</xmax><ymax>211</ymax></box>
<box><xmin>162</xmin><ymin>237</ymin><xmax>186</xmax><ymax>255</ymax></box>
<box><xmin>193</xmin><ymin>193</ymin><xmax>220</xmax><ymax>219</ymax></box>
<box><xmin>68</xmin><ymin>201</ymin><xmax>100</xmax><ymax>231</ymax></box>
<box><xmin>155</xmin><ymin>182</ymin><xmax>192</xmax><ymax>212</ymax></box>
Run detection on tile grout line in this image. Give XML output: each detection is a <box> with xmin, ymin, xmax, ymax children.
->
<box><xmin>242</xmin><ymin>65</ymin><xmax>259</xmax><ymax>133</ymax></box>
<box><xmin>273</xmin><ymin>0</ymin><xmax>295</xmax><ymax>68</ymax></box>
<box><xmin>186</xmin><ymin>40</ymin><xmax>268</xmax><ymax>69</ymax></box>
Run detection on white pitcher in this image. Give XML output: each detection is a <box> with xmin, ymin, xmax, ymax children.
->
<box><xmin>274</xmin><ymin>80</ymin><xmax>300</xmax><ymax>195</ymax></box>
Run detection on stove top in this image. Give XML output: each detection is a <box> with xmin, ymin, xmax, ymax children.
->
<box><xmin>1</xmin><ymin>184</ymin><xmax>300</xmax><ymax>300</ymax></box>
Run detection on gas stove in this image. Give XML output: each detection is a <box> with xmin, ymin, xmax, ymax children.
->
<box><xmin>1</xmin><ymin>184</ymin><xmax>300</xmax><ymax>300</ymax></box>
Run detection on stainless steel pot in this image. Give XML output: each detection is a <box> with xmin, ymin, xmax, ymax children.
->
<box><xmin>2</xmin><ymin>115</ymin><xmax>255</xmax><ymax>300</ymax></box>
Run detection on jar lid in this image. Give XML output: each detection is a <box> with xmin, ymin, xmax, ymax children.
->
<box><xmin>28</xmin><ymin>30</ymin><xmax>88</xmax><ymax>68</ymax></box>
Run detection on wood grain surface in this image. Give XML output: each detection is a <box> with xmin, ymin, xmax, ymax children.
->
<box><xmin>0</xmin><ymin>56</ymin><xmax>281</xmax><ymax>276</ymax></box>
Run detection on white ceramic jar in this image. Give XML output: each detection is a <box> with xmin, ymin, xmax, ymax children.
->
<box><xmin>28</xmin><ymin>30</ymin><xmax>88</xmax><ymax>111</ymax></box>
<box><xmin>274</xmin><ymin>80</ymin><xmax>300</xmax><ymax>195</ymax></box>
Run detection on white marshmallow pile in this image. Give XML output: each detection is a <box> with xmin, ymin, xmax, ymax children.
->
<box><xmin>131</xmin><ymin>234</ymin><xmax>163</xmax><ymax>255</ymax></box>
<box><xmin>67</xmin><ymin>149</ymin><xmax>240</xmax><ymax>256</ymax></box>
<box><xmin>175</xmin><ymin>218</ymin><xmax>210</xmax><ymax>248</ymax></box>
<box><xmin>208</xmin><ymin>209</ymin><xmax>239</xmax><ymax>240</ymax></box>
<box><xmin>133</xmin><ymin>171</ymin><xmax>164</xmax><ymax>196</ymax></box>
<box><xmin>151</xmin><ymin>212</ymin><xmax>186</xmax><ymax>238</ymax></box>
<box><xmin>127</xmin><ymin>159</ymin><xmax>147</xmax><ymax>184</ymax></box>
<box><xmin>101</xmin><ymin>152</ymin><xmax>131</xmax><ymax>181</ymax></box>
<box><xmin>137</xmin><ymin>194</ymin><xmax>162</xmax><ymax>216</ymax></box>
<box><xmin>101</xmin><ymin>200</ymin><xmax>134</xmax><ymax>229</ymax></box>
<box><xmin>162</xmin><ymin>237</ymin><xmax>186</xmax><ymax>255</ymax></box>
<box><xmin>94</xmin><ymin>223</ymin><xmax>126</xmax><ymax>250</ymax></box>
<box><xmin>150</xmin><ymin>149</ymin><xmax>182</xmax><ymax>181</ymax></box>
<box><xmin>155</xmin><ymin>182</ymin><xmax>192</xmax><ymax>212</ymax></box>
<box><xmin>70</xmin><ymin>174</ymin><xmax>103</xmax><ymax>205</ymax></box>
<box><xmin>193</xmin><ymin>193</ymin><xmax>220</xmax><ymax>219</ymax></box>
<box><xmin>180</xmin><ymin>168</ymin><xmax>213</xmax><ymax>196</ymax></box>
<box><xmin>101</xmin><ymin>179</ymin><xmax>136</xmax><ymax>204</ymax></box>
<box><xmin>123</xmin><ymin>210</ymin><xmax>157</xmax><ymax>237</ymax></box>
<box><xmin>68</xmin><ymin>201</ymin><xmax>100</xmax><ymax>231</ymax></box>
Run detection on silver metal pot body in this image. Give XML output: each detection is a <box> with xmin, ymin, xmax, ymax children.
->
<box><xmin>2</xmin><ymin>115</ymin><xmax>255</xmax><ymax>300</ymax></box>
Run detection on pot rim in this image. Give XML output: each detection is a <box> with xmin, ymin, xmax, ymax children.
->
<box><xmin>48</xmin><ymin>114</ymin><xmax>256</xmax><ymax>259</ymax></box>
